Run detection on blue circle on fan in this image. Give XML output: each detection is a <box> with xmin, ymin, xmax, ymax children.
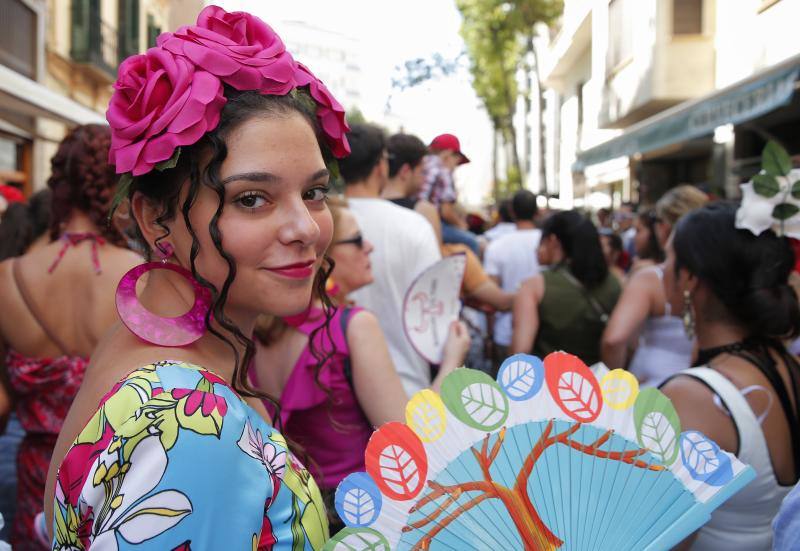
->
<box><xmin>680</xmin><ymin>430</ymin><xmax>734</xmax><ymax>486</ymax></box>
<box><xmin>335</xmin><ymin>472</ymin><xmax>383</xmax><ymax>527</ymax></box>
<box><xmin>497</xmin><ymin>354</ymin><xmax>545</xmax><ymax>401</ymax></box>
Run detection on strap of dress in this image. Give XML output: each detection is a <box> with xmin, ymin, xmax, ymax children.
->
<box><xmin>647</xmin><ymin>264</ymin><xmax>671</xmax><ymax>317</ymax></box>
<box><xmin>47</xmin><ymin>232</ymin><xmax>105</xmax><ymax>274</ymax></box>
<box><xmin>677</xmin><ymin>367</ymin><xmax>771</xmax><ymax>467</ymax></box>
<box><xmin>11</xmin><ymin>258</ymin><xmax>71</xmax><ymax>356</ymax></box>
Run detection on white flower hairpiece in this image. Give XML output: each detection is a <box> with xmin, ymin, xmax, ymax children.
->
<box><xmin>736</xmin><ymin>141</ymin><xmax>800</xmax><ymax>238</ymax></box>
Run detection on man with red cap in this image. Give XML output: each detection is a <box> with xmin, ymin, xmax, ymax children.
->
<box><xmin>418</xmin><ymin>133</ymin><xmax>479</xmax><ymax>254</ymax></box>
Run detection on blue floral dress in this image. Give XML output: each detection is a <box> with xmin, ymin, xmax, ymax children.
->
<box><xmin>51</xmin><ymin>361</ymin><xmax>328</xmax><ymax>550</ymax></box>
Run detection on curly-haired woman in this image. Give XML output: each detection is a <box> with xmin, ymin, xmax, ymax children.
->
<box><xmin>45</xmin><ymin>6</ymin><xmax>353</xmax><ymax>549</ymax></box>
<box><xmin>0</xmin><ymin>125</ymin><xmax>141</xmax><ymax>548</ymax></box>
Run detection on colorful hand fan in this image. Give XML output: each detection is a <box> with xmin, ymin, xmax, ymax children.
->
<box><xmin>326</xmin><ymin>352</ymin><xmax>755</xmax><ymax>550</ymax></box>
<box><xmin>402</xmin><ymin>254</ymin><xmax>467</xmax><ymax>364</ymax></box>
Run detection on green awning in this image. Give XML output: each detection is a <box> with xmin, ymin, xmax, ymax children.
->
<box><xmin>573</xmin><ymin>61</ymin><xmax>800</xmax><ymax>171</ymax></box>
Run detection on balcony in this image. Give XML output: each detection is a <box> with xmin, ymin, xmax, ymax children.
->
<box><xmin>599</xmin><ymin>0</ymin><xmax>715</xmax><ymax>128</ymax></box>
<box><xmin>70</xmin><ymin>0</ymin><xmax>119</xmax><ymax>80</ymax></box>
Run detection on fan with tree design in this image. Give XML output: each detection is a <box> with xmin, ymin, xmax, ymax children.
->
<box><xmin>324</xmin><ymin>352</ymin><xmax>755</xmax><ymax>550</ymax></box>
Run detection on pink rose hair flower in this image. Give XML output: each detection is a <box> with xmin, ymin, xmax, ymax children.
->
<box><xmin>107</xmin><ymin>4</ymin><xmax>350</xmax><ymax>178</ymax></box>
<box><xmin>107</xmin><ymin>46</ymin><xmax>226</xmax><ymax>176</ymax></box>
<box><xmin>159</xmin><ymin>5</ymin><xmax>295</xmax><ymax>95</ymax></box>
<box><xmin>295</xmin><ymin>62</ymin><xmax>351</xmax><ymax>158</ymax></box>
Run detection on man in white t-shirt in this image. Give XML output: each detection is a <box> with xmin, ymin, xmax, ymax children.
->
<box><xmin>340</xmin><ymin>124</ymin><xmax>441</xmax><ymax>396</ymax></box>
<box><xmin>483</xmin><ymin>190</ymin><xmax>541</xmax><ymax>370</ymax></box>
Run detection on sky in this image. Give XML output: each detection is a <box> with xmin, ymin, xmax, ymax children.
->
<box><xmin>215</xmin><ymin>0</ymin><xmax>495</xmax><ymax>206</ymax></box>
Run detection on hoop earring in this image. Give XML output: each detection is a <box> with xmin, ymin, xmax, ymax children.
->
<box><xmin>116</xmin><ymin>244</ymin><xmax>211</xmax><ymax>347</ymax></box>
<box><xmin>682</xmin><ymin>290</ymin><xmax>695</xmax><ymax>340</ymax></box>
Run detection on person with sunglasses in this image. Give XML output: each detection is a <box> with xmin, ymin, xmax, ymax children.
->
<box><xmin>250</xmin><ymin>198</ymin><xmax>470</xmax><ymax>532</ymax></box>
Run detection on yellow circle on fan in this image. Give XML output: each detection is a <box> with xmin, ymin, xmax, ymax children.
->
<box><xmin>405</xmin><ymin>389</ymin><xmax>447</xmax><ymax>443</ymax></box>
<box><xmin>600</xmin><ymin>369</ymin><xmax>640</xmax><ymax>410</ymax></box>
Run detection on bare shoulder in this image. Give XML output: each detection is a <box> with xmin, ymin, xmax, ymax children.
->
<box><xmin>346</xmin><ymin>309</ymin><xmax>382</xmax><ymax>343</ymax></box>
<box><xmin>519</xmin><ymin>273</ymin><xmax>545</xmax><ymax>297</ymax></box>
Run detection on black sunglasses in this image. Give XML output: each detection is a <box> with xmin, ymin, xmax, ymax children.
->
<box><xmin>333</xmin><ymin>233</ymin><xmax>365</xmax><ymax>249</ymax></box>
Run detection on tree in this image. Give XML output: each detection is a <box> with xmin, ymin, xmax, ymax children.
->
<box><xmin>456</xmin><ymin>0</ymin><xmax>562</xmax><ymax>196</ymax></box>
<box><xmin>402</xmin><ymin>420</ymin><xmax>663</xmax><ymax>550</ymax></box>
<box><xmin>504</xmin><ymin>0</ymin><xmax>563</xmax><ymax>196</ymax></box>
<box><xmin>457</xmin><ymin>0</ymin><xmax>522</xmax><ymax>193</ymax></box>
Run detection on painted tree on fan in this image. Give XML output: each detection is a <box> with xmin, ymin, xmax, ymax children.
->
<box><xmin>403</xmin><ymin>422</ymin><xmax>664</xmax><ymax>551</ymax></box>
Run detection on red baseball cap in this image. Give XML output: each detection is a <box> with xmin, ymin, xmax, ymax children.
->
<box><xmin>429</xmin><ymin>133</ymin><xmax>470</xmax><ymax>165</ymax></box>
<box><xmin>0</xmin><ymin>184</ymin><xmax>24</xmax><ymax>204</ymax></box>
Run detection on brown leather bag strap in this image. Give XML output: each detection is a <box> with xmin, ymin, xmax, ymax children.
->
<box><xmin>11</xmin><ymin>258</ymin><xmax>71</xmax><ymax>356</ymax></box>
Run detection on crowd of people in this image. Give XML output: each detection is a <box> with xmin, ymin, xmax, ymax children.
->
<box><xmin>0</xmin><ymin>5</ymin><xmax>798</xmax><ymax>550</ymax></box>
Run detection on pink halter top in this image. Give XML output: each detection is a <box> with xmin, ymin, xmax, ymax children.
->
<box><xmin>252</xmin><ymin>306</ymin><xmax>372</xmax><ymax>490</ymax></box>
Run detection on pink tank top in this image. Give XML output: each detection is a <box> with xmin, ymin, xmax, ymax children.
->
<box><xmin>255</xmin><ymin>306</ymin><xmax>372</xmax><ymax>490</ymax></box>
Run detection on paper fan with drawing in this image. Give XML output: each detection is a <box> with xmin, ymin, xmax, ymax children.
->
<box><xmin>325</xmin><ymin>352</ymin><xmax>756</xmax><ymax>550</ymax></box>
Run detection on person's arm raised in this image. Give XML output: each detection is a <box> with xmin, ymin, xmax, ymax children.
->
<box><xmin>431</xmin><ymin>321</ymin><xmax>471</xmax><ymax>392</ymax></box>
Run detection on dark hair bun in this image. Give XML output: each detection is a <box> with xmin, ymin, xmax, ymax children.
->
<box><xmin>47</xmin><ymin>124</ymin><xmax>124</xmax><ymax>246</ymax></box>
<box><xmin>673</xmin><ymin>201</ymin><xmax>800</xmax><ymax>340</ymax></box>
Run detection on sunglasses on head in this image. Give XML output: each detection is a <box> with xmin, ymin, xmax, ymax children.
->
<box><xmin>333</xmin><ymin>233</ymin><xmax>364</xmax><ymax>249</ymax></box>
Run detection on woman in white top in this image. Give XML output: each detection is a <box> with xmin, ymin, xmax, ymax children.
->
<box><xmin>660</xmin><ymin>202</ymin><xmax>800</xmax><ymax>550</ymax></box>
<box><xmin>601</xmin><ymin>185</ymin><xmax>708</xmax><ymax>384</ymax></box>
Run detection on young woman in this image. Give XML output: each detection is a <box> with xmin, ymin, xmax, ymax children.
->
<box><xmin>44</xmin><ymin>7</ymin><xmax>351</xmax><ymax>549</ymax></box>
<box><xmin>251</xmin><ymin>199</ymin><xmax>470</xmax><ymax>530</ymax></box>
<box><xmin>598</xmin><ymin>229</ymin><xmax>626</xmax><ymax>283</ymax></box>
<box><xmin>0</xmin><ymin>125</ymin><xmax>140</xmax><ymax>549</ymax></box>
<box><xmin>601</xmin><ymin>185</ymin><xmax>708</xmax><ymax>382</ymax></box>
<box><xmin>661</xmin><ymin>202</ymin><xmax>799</xmax><ymax>550</ymax></box>
<box><xmin>511</xmin><ymin>210</ymin><xmax>620</xmax><ymax>365</ymax></box>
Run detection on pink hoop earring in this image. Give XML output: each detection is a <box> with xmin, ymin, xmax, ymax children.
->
<box><xmin>116</xmin><ymin>247</ymin><xmax>211</xmax><ymax>347</ymax></box>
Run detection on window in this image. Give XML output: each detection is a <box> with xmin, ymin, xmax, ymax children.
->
<box><xmin>673</xmin><ymin>0</ymin><xmax>702</xmax><ymax>35</ymax></box>
<box><xmin>118</xmin><ymin>0</ymin><xmax>140</xmax><ymax>61</ymax></box>
<box><xmin>1</xmin><ymin>0</ymin><xmax>38</xmax><ymax>78</ymax></box>
<box><xmin>147</xmin><ymin>14</ymin><xmax>161</xmax><ymax>48</ymax></box>
<box><xmin>607</xmin><ymin>0</ymin><xmax>633</xmax><ymax>74</ymax></box>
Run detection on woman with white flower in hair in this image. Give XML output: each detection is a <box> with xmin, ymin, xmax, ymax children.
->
<box><xmin>660</xmin><ymin>196</ymin><xmax>800</xmax><ymax>549</ymax></box>
<box><xmin>45</xmin><ymin>6</ymin><xmax>350</xmax><ymax>549</ymax></box>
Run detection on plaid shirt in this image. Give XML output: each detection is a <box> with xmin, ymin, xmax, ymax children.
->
<box><xmin>417</xmin><ymin>154</ymin><xmax>457</xmax><ymax>207</ymax></box>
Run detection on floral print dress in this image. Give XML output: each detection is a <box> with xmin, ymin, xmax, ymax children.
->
<box><xmin>51</xmin><ymin>361</ymin><xmax>328</xmax><ymax>550</ymax></box>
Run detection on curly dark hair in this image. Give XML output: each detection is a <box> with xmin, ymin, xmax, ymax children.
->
<box><xmin>47</xmin><ymin>124</ymin><xmax>125</xmax><ymax>246</ymax></box>
<box><xmin>127</xmin><ymin>88</ymin><xmax>337</xmax><ymax>423</ymax></box>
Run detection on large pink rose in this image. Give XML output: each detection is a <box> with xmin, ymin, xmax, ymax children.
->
<box><xmin>107</xmin><ymin>45</ymin><xmax>226</xmax><ymax>175</ymax></box>
<box><xmin>159</xmin><ymin>5</ymin><xmax>295</xmax><ymax>94</ymax></box>
<box><xmin>294</xmin><ymin>63</ymin><xmax>351</xmax><ymax>158</ymax></box>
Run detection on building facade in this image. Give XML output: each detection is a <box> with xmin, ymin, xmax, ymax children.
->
<box><xmin>0</xmin><ymin>0</ymin><xmax>204</xmax><ymax>197</ymax></box>
<box><xmin>273</xmin><ymin>20</ymin><xmax>363</xmax><ymax>115</ymax></box>
<box><xmin>541</xmin><ymin>0</ymin><xmax>800</xmax><ymax>209</ymax></box>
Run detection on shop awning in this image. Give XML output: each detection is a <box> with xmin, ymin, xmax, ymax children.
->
<box><xmin>0</xmin><ymin>64</ymin><xmax>106</xmax><ymax>126</ymax></box>
<box><xmin>573</xmin><ymin>57</ymin><xmax>800</xmax><ymax>171</ymax></box>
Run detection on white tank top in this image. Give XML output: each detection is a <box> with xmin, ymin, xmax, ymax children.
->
<box><xmin>677</xmin><ymin>367</ymin><xmax>794</xmax><ymax>550</ymax></box>
<box><xmin>628</xmin><ymin>266</ymin><xmax>694</xmax><ymax>386</ymax></box>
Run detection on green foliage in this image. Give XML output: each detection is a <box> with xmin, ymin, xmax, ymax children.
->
<box><xmin>762</xmin><ymin>140</ymin><xmax>793</xmax><ymax>177</ymax></box>
<box><xmin>753</xmin><ymin>173</ymin><xmax>780</xmax><ymax>198</ymax></box>
<box><xmin>346</xmin><ymin>105</ymin><xmax>367</xmax><ymax>126</ymax></box>
<box><xmin>456</xmin><ymin>0</ymin><xmax>563</xmax><ymax>191</ymax></box>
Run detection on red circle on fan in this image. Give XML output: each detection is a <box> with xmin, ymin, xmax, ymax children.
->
<box><xmin>365</xmin><ymin>422</ymin><xmax>429</xmax><ymax>501</ymax></box>
<box><xmin>544</xmin><ymin>352</ymin><xmax>603</xmax><ymax>423</ymax></box>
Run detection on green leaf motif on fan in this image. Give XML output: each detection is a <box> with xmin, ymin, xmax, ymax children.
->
<box><xmin>633</xmin><ymin>388</ymin><xmax>682</xmax><ymax>465</ymax></box>
<box><xmin>762</xmin><ymin>140</ymin><xmax>792</xmax><ymax>177</ymax></box>
<box><xmin>752</xmin><ymin>173</ymin><xmax>780</xmax><ymax>198</ymax></box>
<box><xmin>378</xmin><ymin>445</ymin><xmax>421</xmax><ymax>497</ymax></box>
<box><xmin>441</xmin><ymin>370</ymin><xmax>508</xmax><ymax>431</ymax></box>
<box><xmin>323</xmin><ymin>528</ymin><xmax>390</xmax><ymax>551</ymax></box>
